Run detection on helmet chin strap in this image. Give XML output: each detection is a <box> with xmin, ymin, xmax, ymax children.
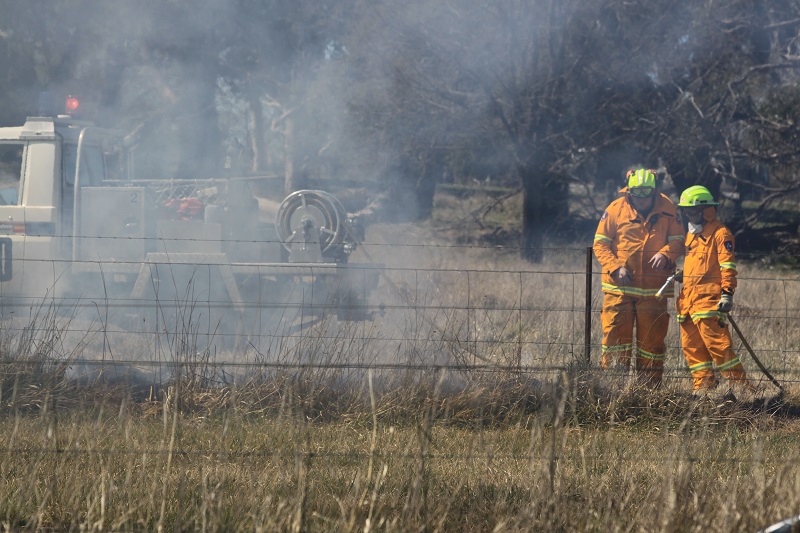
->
<box><xmin>688</xmin><ymin>221</ymin><xmax>704</xmax><ymax>234</ymax></box>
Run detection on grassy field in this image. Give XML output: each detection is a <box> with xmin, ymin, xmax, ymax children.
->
<box><xmin>0</xmin><ymin>368</ymin><xmax>798</xmax><ymax>531</ymax></box>
<box><xmin>1</xmin><ymin>191</ymin><xmax>799</xmax><ymax>531</ymax></box>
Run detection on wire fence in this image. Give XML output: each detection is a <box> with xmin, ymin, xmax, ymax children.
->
<box><xmin>2</xmin><ymin>240</ymin><xmax>800</xmax><ymax>532</ymax></box>
<box><xmin>1</xmin><ymin>239</ymin><xmax>799</xmax><ymax>389</ymax></box>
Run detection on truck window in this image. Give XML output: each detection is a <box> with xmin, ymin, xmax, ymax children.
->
<box><xmin>0</xmin><ymin>143</ymin><xmax>24</xmax><ymax>205</ymax></box>
<box><xmin>63</xmin><ymin>143</ymin><xmax>106</xmax><ymax>187</ymax></box>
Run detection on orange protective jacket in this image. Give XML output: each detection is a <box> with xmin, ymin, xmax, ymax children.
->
<box><xmin>594</xmin><ymin>191</ymin><xmax>684</xmax><ymax>297</ymax></box>
<box><xmin>676</xmin><ymin>208</ymin><xmax>737</xmax><ymax>322</ymax></box>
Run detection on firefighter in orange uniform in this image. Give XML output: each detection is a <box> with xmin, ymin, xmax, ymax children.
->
<box><xmin>593</xmin><ymin>169</ymin><xmax>685</xmax><ymax>386</ymax></box>
<box><xmin>675</xmin><ymin>186</ymin><xmax>754</xmax><ymax>394</ymax></box>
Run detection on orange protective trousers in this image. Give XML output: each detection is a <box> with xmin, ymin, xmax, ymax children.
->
<box><xmin>600</xmin><ymin>292</ymin><xmax>669</xmax><ymax>386</ymax></box>
<box><xmin>679</xmin><ymin>316</ymin><xmax>748</xmax><ymax>390</ymax></box>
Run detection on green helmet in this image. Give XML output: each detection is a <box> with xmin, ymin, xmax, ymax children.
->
<box><xmin>678</xmin><ymin>185</ymin><xmax>718</xmax><ymax>207</ymax></box>
<box><xmin>626</xmin><ymin>168</ymin><xmax>657</xmax><ymax>190</ymax></box>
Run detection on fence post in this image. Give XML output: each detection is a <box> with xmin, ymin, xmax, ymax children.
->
<box><xmin>584</xmin><ymin>247</ymin><xmax>592</xmax><ymax>367</ymax></box>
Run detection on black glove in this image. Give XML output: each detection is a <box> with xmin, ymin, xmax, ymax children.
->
<box><xmin>718</xmin><ymin>292</ymin><xmax>733</xmax><ymax>313</ymax></box>
<box><xmin>673</xmin><ymin>269</ymin><xmax>683</xmax><ymax>283</ymax></box>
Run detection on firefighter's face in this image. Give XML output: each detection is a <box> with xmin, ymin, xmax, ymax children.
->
<box><xmin>629</xmin><ymin>193</ymin><xmax>654</xmax><ymax>212</ymax></box>
<box><xmin>682</xmin><ymin>206</ymin><xmax>705</xmax><ymax>224</ymax></box>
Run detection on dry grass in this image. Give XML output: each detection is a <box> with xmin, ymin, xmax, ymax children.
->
<box><xmin>0</xmin><ymin>215</ymin><xmax>800</xmax><ymax>531</ymax></box>
<box><xmin>0</xmin><ymin>377</ymin><xmax>798</xmax><ymax>532</ymax></box>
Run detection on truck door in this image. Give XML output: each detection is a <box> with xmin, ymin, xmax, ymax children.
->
<box><xmin>61</xmin><ymin>139</ymin><xmax>110</xmax><ymax>258</ymax></box>
<box><xmin>0</xmin><ymin>142</ymin><xmax>26</xmax><ymax>299</ymax></box>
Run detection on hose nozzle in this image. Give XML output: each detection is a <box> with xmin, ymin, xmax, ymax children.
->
<box><xmin>655</xmin><ymin>273</ymin><xmax>677</xmax><ymax>300</ymax></box>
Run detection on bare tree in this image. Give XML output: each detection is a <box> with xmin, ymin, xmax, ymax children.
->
<box><xmin>613</xmin><ymin>0</ymin><xmax>800</xmax><ymax>242</ymax></box>
<box><xmin>345</xmin><ymin>0</ymin><xmax>620</xmax><ymax>259</ymax></box>
<box><xmin>343</xmin><ymin>0</ymin><xmax>800</xmax><ymax>256</ymax></box>
<box><xmin>6</xmin><ymin>0</ymin><xmax>800</xmax><ymax>256</ymax></box>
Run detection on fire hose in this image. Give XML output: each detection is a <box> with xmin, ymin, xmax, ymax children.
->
<box><xmin>724</xmin><ymin>313</ymin><xmax>784</xmax><ymax>393</ymax></box>
<box><xmin>657</xmin><ymin>271</ymin><xmax>783</xmax><ymax>392</ymax></box>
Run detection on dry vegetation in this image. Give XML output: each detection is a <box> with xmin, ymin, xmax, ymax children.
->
<box><xmin>1</xmin><ymin>193</ymin><xmax>800</xmax><ymax>531</ymax></box>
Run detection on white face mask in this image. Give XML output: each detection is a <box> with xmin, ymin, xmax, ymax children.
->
<box><xmin>688</xmin><ymin>221</ymin><xmax>704</xmax><ymax>234</ymax></box>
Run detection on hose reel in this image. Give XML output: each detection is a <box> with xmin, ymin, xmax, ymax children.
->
<box><xmin>275</xmin><ymin>190</ymin><xmax>355</xmax><ymax>262</ymax></box>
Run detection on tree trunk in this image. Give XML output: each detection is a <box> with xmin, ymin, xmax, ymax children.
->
<box><xmin>283</xmin><ymin>115</ymin><xmax>295</xmax><ymax>195</ymax></box>
<box><xmin>246</xmin><ymin>98</ymin><xmax>264</xmax><ymax>174</ymax></box>
<box><xmin>176</xmin><ymin>67</ymin><xmax>223</xmax><ymax>179</ymax></box>
<box><xmin>518</xmin><ymin>153</ymin><xmax>566</xmax><ymax>263</ymax></box>
<box><xmin>414</xmin><ymin>156</ymin><xmax>441</xmax><ymax>220</ymax></box>
<box><xmin>520</xmin><ymin>177</ymin><xmax>545</xmax><ymax>262</ymax></box>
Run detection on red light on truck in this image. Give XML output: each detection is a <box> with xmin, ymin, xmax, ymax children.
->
<box><xmin>65</xmin><ymin>96</ymin><xmax>80</xmax><ymax>114</ymax></box>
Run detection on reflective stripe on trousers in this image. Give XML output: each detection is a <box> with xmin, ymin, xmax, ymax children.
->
<box><xmin>679</xmin><ymin>315</ymin><xmax>748</xmax><ymax>390</ymax></box>
<box><xmin>600</xmin><ymin>292</ymin><xmax>669</xmax><ymax>383</ymax></box>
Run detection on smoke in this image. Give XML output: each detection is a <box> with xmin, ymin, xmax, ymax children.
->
<box><xmin>1</xmin><ymin>1</ymin><xmax>777</xmax><ymax>185</ymax></box>
<box><xmin>0</xmin><ymin>1</ymin><xmax>786</xmax><ymax>378</ymax></box>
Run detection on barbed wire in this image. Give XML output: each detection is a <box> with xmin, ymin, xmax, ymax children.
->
<box><xmin>1</xmin><ymin>358</ymin><xmax>798</xmax><ymax>383</ymax></box>
<box><xmin>6</xmin><ymin>232</ymin><xmax>800</xmax><ymax>261</ymax></box>
<box><xmin>0</xmin><ymin>446</ymin><xmax>795</xmax><ymax>463</ymax></box>
<box><xmin>0</xmin><ymin>244</ymin><xmax>798</xmax><ymax>389</ymax></box>
<box><xmin>3</xmin><ymin>253</ymin><xmax>799</xmax><ymax>282</ymax></box>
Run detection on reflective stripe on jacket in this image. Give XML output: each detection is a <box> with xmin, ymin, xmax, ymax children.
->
<box><xmin>593</xmin><ymin>191</ymin><xmax>684</xmax><ymax>296</ymax></box>
<box><xmin>676</xmin><ymin>211</ymin><xmax>737</xmax><ymax>321</ymax></box>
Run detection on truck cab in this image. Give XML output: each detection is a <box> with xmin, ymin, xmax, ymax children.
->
<box><xmin>0</xmin><ymin>114</ymin><xmax>116</xmax><ymax>312</ymax></box>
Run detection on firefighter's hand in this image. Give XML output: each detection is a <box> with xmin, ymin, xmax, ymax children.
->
<box><xmin>648</xmin><ymin>253</ymin><xmax>670</xmax><ymax>270</ymax></box>
<box><xmin>615</xmin><ymin>266</ymin><xmax>633</xmax><ymax>285</ymax></box>
<box><xmin>718</xmin><ymin>292</ymin><xmax>734</xmax><ymax>313</ymax></box>
<box><xmin>673</xmin><ymin>269</ymin><xmax>683</xmax><ymax>283</ymax></box>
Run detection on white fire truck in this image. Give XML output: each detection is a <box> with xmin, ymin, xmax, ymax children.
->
<box><xmin>0</xmin><ymin>100</ymin><xmax>380</xmax><ymax>347</ymax></box>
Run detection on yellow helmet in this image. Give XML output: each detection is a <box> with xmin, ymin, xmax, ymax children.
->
<box><xmin>678</xmin><ymin>185</ymin><xmax>718</xmax><ymax>207</ymax></box>
<box><xmin>626</xmin><ymin>168</ymin><xmax>656</xmax><ymax>198</ymax></box>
